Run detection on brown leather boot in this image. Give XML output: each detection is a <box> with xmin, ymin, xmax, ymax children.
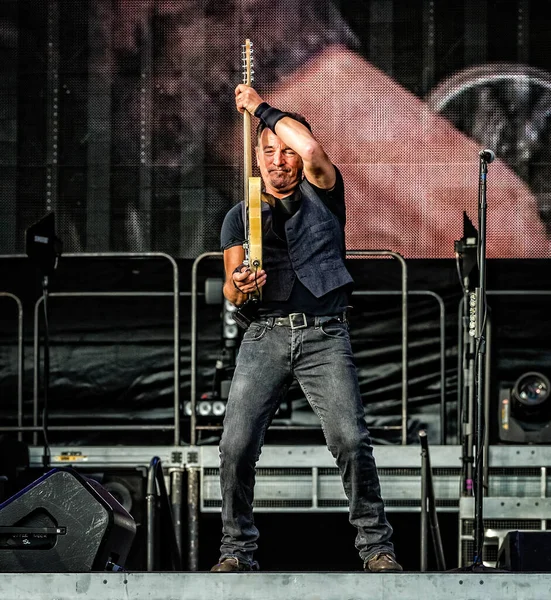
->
<box><xmin>210</xmin><ymin>557</ymin><xmax>255</xmax><ymax>572</ymax></box>
<box><xmin>364</xmin><ymin>553</ymin><xmax>403</xmax><ymax>573</ymax></box>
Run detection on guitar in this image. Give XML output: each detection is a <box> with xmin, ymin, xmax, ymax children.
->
<box><xmin>233</xmin><ymin>39</ymin><xmax>263</xmax><ymax>329</ymax></box>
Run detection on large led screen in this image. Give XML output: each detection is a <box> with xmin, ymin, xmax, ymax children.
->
<box><xmin>1</xmin><ymin>0</ymin><xmax>550</xmax><ymax>258</ymax></box>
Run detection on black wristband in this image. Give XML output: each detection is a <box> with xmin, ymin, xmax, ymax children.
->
<box><xmin>254</xmin><ymin>102</ymin><xmax>288</xmax><ymax>132</ymax></box>
<box><xmin>253</xmin><ymin>102</ymin><xmax>270</xmax><ymax>118</ymax></box>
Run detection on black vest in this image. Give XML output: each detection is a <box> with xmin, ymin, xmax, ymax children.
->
<box><xmin>261</xmin><ymin>178</ymin><xmax>354</xmax><ymax>302</ymax></box>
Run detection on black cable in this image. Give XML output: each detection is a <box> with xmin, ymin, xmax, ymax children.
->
<box><xmin>253</xmin><ymin>268</ymin><xmax>260</xmax><ymax>296</ymax></box>
<box><xmin>473</xmin><ymin>303</ymin><xmax>488</xmax><ymax>478</ymax></box>
<box><xmin>473</xmin><ymin>315</ymin><xmax>488</xmax><ymax>485</ymax></box>
<box><xmin>455</xmin><ymin>253</ymin><xmax>467</xmax><ymax>296</ymax></box>
<box><xmin>455</xmin><ymin>253</ymin><xmax>472</xmax><ymax>498</ymax></box>
<box><xmin>41</xmin><ymin>275</ymin><xmax>51</xmax><ymax>469</ymax></box>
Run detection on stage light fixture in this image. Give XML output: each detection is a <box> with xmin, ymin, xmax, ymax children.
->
<box><xmin>223</xmin><ymin>299</ymin><xmax>239</xmax><ymax>340</ymax></box>
<box><xmin>498</xmin><ymin>371</ymin><xmax>551</xmax><ymax>443</ymax></box>
<box><xmin>514</xmin><ymin>372</ymin><xmax>550</xmax><ymax>410</ymax></box>
<box><xmin>184</xmin><ymin>395</ymin><xmax>226</xmax><ymax>421</ymax></box>
<box><xmin>212</xmin><ymin>400</ymin><xmax>226</xmax><ymax>417</ymax></box>
<box><xmin>197</xmin><ymin>400</ymin><xmax>213</xmax><ymax>417</ymax></box>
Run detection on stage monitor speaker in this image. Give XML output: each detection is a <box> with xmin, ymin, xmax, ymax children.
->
<box><xmin>0</xmin><ymin>467</ymin><xmax>136</xmax><ymax>572</ymax></box>
<box><xmin>496</xmin><ymin>531</ymin><xmax>551</xmax><ymax>571</ymax></box>
<box><xmin>83</xmin><ymin>468</ymin><xmax>147</xmax><ymax>571</ymax></box>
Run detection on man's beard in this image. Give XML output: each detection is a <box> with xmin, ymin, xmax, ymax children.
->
<box><xmin>268</xmin><ymin>169</ymin><xmax>300</xmax><ymax>192</ymax></box>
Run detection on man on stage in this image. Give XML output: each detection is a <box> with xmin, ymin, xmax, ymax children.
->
<box><xmin>211</xmin><ymin>84</ymin><xmax>402</xmax><ymax>573</ymax></box>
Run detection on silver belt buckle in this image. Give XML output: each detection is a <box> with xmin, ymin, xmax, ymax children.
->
<box><xmin>289</xmin><ymin>313</ymin><xmax>308</xmax><ymax>329</ymax></box>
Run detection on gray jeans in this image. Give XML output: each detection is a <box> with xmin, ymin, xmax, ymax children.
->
<box><xmin>218</xmin><ymin>316</ymin><xmax>394</xmax><ymax>566</ymax></box>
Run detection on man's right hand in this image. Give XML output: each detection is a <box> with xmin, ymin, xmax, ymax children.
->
<box><xmin>235</xmin><ymin>84</ymin><xmax>264</xmax><ymax>116</ymax></box>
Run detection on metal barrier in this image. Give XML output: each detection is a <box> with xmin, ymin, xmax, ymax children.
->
<box><xmin>355</xmin><ymin>289</ymin><xmax>446</xmax><ymax>444</ymax></box>
<box><xmin>0</xmin><ymin>253</ymin><xmax>181</xmax><ymax>445</ymax></box>
<box><xmin>0</xmin><ymin>292</ymin><xmax>24</xmax><ymax>441</ymax></box>
<box><xmin>190</xmin><ymin>250</ymin><xmax>410</xmax><ymax>445</ymax></box>
<box><xmin>190</xmin><ymin>252</ymin><xmax>223</xmax><ymax>447</ymax></box>
<box><xmin>347</xmin><ymin>251</ymin><xmax>409</xmax><ymax>443</ymax></box>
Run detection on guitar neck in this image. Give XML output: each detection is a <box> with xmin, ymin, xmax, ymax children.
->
<box><xmin>243</xmin><ymin>110</ymin><xmax>253</xmax><ymax>201</ymax></box>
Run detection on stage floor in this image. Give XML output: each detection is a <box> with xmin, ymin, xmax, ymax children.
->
<box><xmin>0</xmin><ymin>572</ymin><xmax>550</xmax><ymax>600</ymax></box>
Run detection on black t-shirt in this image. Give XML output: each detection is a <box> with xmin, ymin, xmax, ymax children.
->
<box><xmin>220</xmin><ymin>168</ymin><xmax>350</xmax><ymax>316</ymax></box>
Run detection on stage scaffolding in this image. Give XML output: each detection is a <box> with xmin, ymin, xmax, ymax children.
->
<box><xmin>2</xmin><ymin>252</ymin><xmax>551</xmax><ymax>573</ymax></box>
<box><xmin>19</xmin><ymin>443</ymin><xmax>551</xmax><ymax>573</ymax></box>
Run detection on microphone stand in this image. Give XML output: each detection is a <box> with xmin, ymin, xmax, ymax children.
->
<box><xmin>467</xmin><ymin>150</ymin><xmax>509</xmax><ymax>572</ymax></box>
<box><xmin>25</xmin><ymin>212</ymin><xmax>62</xmax><ymax>471</ymax></box>
<box><xmin>450</xmin><ymin>152</ymin><xmax>508</xmax><ymax>573</ymax></box>
<box><xmin>41</xmin><ymin>274</ymin><xmax>52</xmax><ymax>469</ymax></box>
<box><xmin>470</xmin><ymin>151</ymin><xmax>490</xmax><ymax>568</ymax></box>
<box><xmin>450</xmin><ymin>151</ymin><xmax>502</xmax><ymax>573</ymax></box>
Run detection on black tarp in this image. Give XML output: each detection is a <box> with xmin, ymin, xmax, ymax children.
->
<box><xmin>2</xmin><ymin>256</ymin><xmax>551</xmax><ymax>448</ymax></box>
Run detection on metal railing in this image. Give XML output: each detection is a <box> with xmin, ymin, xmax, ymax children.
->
<box><xmin>0</xmin><ymin>253</ymin><xmax>181</xmax><ymax>445</ymax></box>
<box><xmin>190</xmin><ymin>252</ymin><xmax>223</xmax><ymax>447</ymax></box>
<box><xmin>0</xmin><ymin>292</ymin><xmax>24</xmax><ymax>441</ymax></box>
<box><xmin>190</xmin><ymin>250</ymin><xmax>410</xmax><ymax>445</ymax></box>
<box><xmin>347</xmin><ymin>251</ymin><xmax>409</xmax><ymax>443</ymax></box>
<box><xmin>355</xmin><ymin>288</ymin><xmax>446</xmax><ymax>444</ymax></box>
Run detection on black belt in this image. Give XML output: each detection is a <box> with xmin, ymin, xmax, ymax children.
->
<box><xmin>260</xmin><ymin>312</ymin><xmax>347</xmax><ymax>330</ymax></box>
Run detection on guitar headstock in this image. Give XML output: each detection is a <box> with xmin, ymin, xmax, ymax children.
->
<box><xmin>241</xmin><ymin>39</ymin><xmax>254</xmax><ymax>86</ymax></box>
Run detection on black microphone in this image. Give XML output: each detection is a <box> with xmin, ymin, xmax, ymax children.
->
<box><xmin>479</xmin><ymin>149</ymin><xmax>495</xmax><ymax>163</ymax></box>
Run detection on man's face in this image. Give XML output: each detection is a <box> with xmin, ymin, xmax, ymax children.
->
<box><xmin>256</xmin><ymin>128</ymin><xmax>303</xmax><ymax>197</ymax></box>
